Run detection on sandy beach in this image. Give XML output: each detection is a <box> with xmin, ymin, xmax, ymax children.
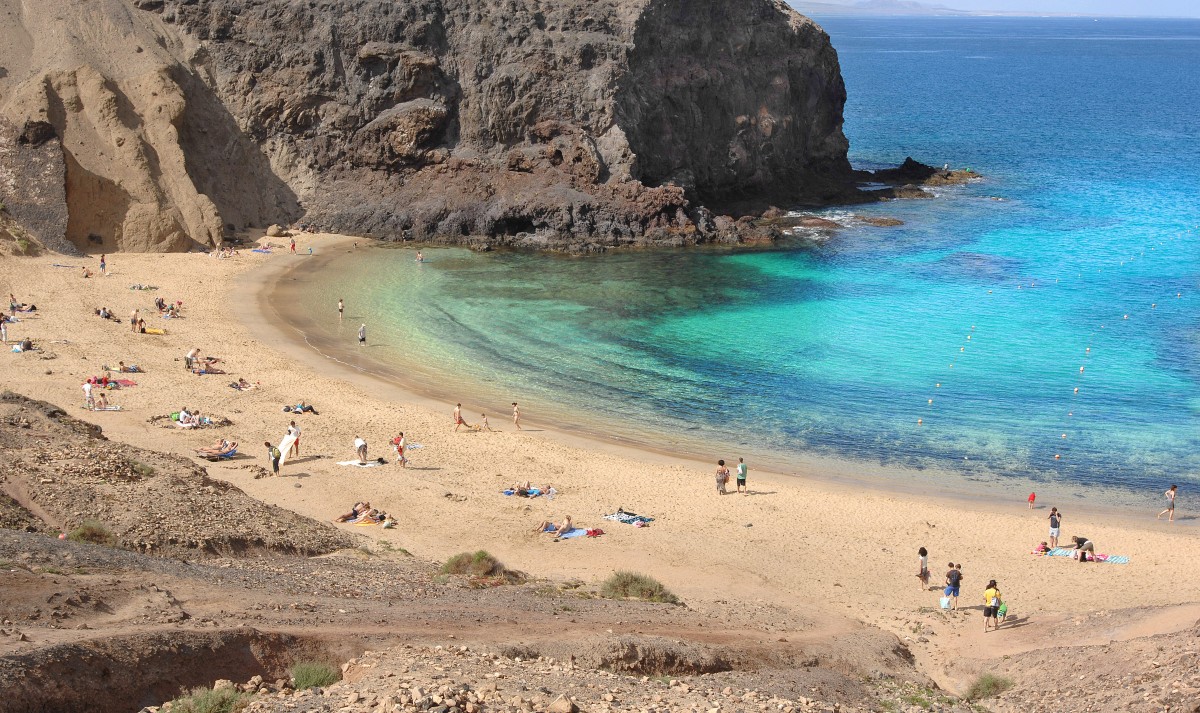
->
<box><xmin>1</xmin><ymin>236</ymin><xmax>1197</xmax><ymax>691</ymax></box>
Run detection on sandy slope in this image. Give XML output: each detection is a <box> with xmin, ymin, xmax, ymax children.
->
<box><xmin>0</xmin><ymin>237</ymin><xmax>1196</xmax><ymax>693</ymax></box>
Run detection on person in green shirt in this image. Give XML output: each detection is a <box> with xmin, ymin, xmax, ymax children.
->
<box><xmin>264</xmin><ymin>441</ymin><xmax>281</xmax><ymax>475</ymax></box>
<box><xmin>736</xmin><ymin>457</ymin><xmax>748</xmax><ymax>494</ymax></box>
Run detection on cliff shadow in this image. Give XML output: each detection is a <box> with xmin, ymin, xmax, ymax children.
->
<box><xmin>169</xmin><ymin>66</ymin><xmax>300</xmax><ymax>233</ymax></box>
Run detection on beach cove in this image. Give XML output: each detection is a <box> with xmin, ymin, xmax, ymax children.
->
<box><xmin>2</xmin><ymin>239</ymin><xmax>1198</xmax><ymax>694</ymax></box>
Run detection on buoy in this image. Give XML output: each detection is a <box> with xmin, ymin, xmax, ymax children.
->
<box><xmin>928</xmin><ymin>399</ymin><xmax>933</xmax><ymax>405</ymax></box>
<box><xmin>1073</xmin><ymin>387</ymin><xmax>1079</xmax><ymax>393</ymax></box>
<box><xmin>1124</xmin><ymin>315</ymin><xmax>1128</xmax><ymax>319</ymax></box>
<box><xmin>917</xmin><ymin>419</ymin><xmax>923</xmax><ymax>425</ymax></box>
<box><xmin>1061</xmin><ymin>434</ymin><xmax>1067</xmax><ymax>439</ymax></box>
<box><xmin>1079</xmin><ymin>366</ymin><xmax>1084</xmax><ymax>373</ymax></box>
<box><xmin>1086</xmin><ymin>347</ymin><xmax>1090</xmax><ymax>352</ymax></box>
<box><xmin>1068</xmin><ymin>411</ymin><xmax>1073</xmax><ymax>416</ymax></box>
<box><xmin>967</xmin><ymin>335</ymin><xmax>972</xmax><ymax>340</ymax></box>
<box><xmin>1152</xmin><ymin>303</ymin><xmax>1156</xmax><ymax>308</ymax></box>
<box><xmin>949</xmin><ymin>364</ymin><xmax>954</xmax><ymax>368</ymax></box>
<box><xmin>936</xmin><ymin>383</ymin><xmax>941</xmax><ymax>388</ymax></box>
<box><xmin>960</xmin><ymin>347</ymin><xmax>965</xmax><ymax>352</ymax></box>
<box><xmin>1054</xmin><ymin>454</ymin><xmax>1061</xmax><ymax>460</ymax></box>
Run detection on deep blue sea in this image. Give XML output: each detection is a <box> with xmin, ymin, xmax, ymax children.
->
<box><xmin>293</xmin><ymin>17</ymin><xmax>1200</xmax><ymax>499</ymax></box>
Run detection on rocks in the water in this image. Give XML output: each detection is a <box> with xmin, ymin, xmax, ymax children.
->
<box><xmin>855</xmin><ymin>215</ymin><xmax>905</xmax><ymax>226</ymax></box>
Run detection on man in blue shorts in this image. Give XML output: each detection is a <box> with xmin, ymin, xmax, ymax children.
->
<box><xmin>944</xmin><ymin>563</ymin><xmax>963</xmax><ymax>610</ymax></box>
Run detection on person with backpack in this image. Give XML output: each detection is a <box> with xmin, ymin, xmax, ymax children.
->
<box><xmin>944</xmin><ymin>563</ymin><xmax>963</xmax><ymax>609</ymax></box>
<box><xmin>264</xmin><ymin>441</ymin><xmax>282</xmax><ymax>475</ymax></box>
<box><xmin>983</xmin><ymin>580</ymin><xmax>1003</xmax><ymax>632</ymax></box>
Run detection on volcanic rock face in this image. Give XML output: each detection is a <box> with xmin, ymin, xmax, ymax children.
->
<box><xmin>0</xmin><ymin>0</ymin><xmax>853</xmax><ymax>251</ymax></box>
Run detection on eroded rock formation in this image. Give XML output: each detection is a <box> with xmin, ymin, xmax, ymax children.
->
<box><xmin>0</xmin><ymin>0</ymin><xmax>855</xmax><ymax>252</ymax></box>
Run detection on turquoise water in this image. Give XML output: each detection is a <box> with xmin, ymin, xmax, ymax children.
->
<box><xmin>293</xmin><ymin>17</ymin><xmax>1200</xmax><ymax>495</ymax></box>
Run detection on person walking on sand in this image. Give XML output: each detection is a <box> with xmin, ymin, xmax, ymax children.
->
<box><xmin>715</xmin><ymin>459</ymin><xmax>730</xmax><ymax>495</ymax></box>
<box><xmin>479</xmin><ymin>413</ymin><xmax>492</xmax><ymax>431</ymax></box>
<box><xmin>1048</xmin><ymin>507</ymin><xmax>1062</xmax><ymax>549</ymax></box>
<box><xmin>512</xmin><ymin>402</ymin><xmax>522</xmax><ymax>430</ymax></box>
<box><xmin>337</xmin><ymin>298</ymin><xmax>344</xmax><ymax>317</ymax></box>
<box><xmin>357</xmin><ymin>323</ymin><xmax>366</xmax><ymax>346</ymax></box>
<box><xmin>1157</xmin><ymin>484</ymin><xmax>1178</xmax><ymax>522</ymax></box>
<box><xmin>917</xmin><ymin>547</ymin><xmax>930</xmax><ymax>590</ymax></box>
<box><xmin>99</xmin><ymin>254</ymin><xmax>106</xmax><ymax>276</ymax></box>
<box><xmin>264</xmin><ymin>441</ymin><xmax>281</xmax><ymax>475</ymax></box>
<box><xmin>944</xmin><ymin>563</ymin><xmax>962</xmax><ymax>610</ymax></box>
<box><xmin>735</xmin><ymin>457</ymin><xmax>748</xmax><ymax>494</ymax></box>
<box><xmin>354</xmin><ymin>435</ymin><xmax>368</xmax><ymax>463</ymax></box>
<box><xmin>983</xmin><ymin>580</ymin><xmax>1002</xmax><ymax>632</ymax></box>
<box><xmin>1028</xmin><ymin>491</ymin><xmax>1036</xmax><ymax>509</ymax></box>
<box><xmin>286</xmin><ymin>421</ymin><xmax>301</xmax><ymax>458</ymax></box>
<box><xmin>289</xmin><ymin>237</ymin><xmax>296</xmax><ymax>254</ymax></box>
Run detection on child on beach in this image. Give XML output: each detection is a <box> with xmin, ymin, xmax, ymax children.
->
<box><xmin>944</xmin><ymin>563</ymin><xmax>963</xmax><ymax>609</ymax></box>
<box><xmin>1028</xmin><ymin>492</ymin><xmax>1036</xmax><ymax>509</ymax></box>
<box><xmin>479</xmin><ymin>413</ymin><xmax>491</xmax><ymax>431</ymax></box>
<box><xmin>736</xmin><ymin>457</ymin><xmax>748</xmax><ymax>493</ymax></box>
<box><xmin>1157</xmin><ymin>484</ymin><xmax>1178</xmax><ymax>522</ymax></box>
<box><xmin>917</xmin><ymin>547</ymin><xmax>930</xmax><ymax>590</ymax></box>
<box><xmin>264</xmin><ymin>441</ymin><xmax>281</xmax><ymax>475</ymax></box>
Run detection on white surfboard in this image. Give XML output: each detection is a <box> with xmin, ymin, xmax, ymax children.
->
<box><xmin>277</xmin><ymin>432</ymin><xmax>298</xmax><ymax>467</ymax></box>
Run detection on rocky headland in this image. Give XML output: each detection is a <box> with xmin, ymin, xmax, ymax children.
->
<box><xmin>0</xmin><ymin>0</ymin><xmax>973</xmax><ymax>254</ymax></box>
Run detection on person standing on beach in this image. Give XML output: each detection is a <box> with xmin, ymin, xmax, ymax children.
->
<box><xmin>392</xmin><ymin>432</ymin><xmax>407</xmax><ymax>467</ymax></box>
<box><xmin>1048</xmin><ymin>507</ymin><xmax>1062</xmax><ymax>549</ymax></box>
<box><xmin>289</xmin><ymin>237</ymin><xmax>296</xmax><ymax>254</ymax></box>
<box><xmin>337</xmin><ymin>298</ymin><xmax>344</xmax><ymax>317</ymax></box>
<box><xmin>983</xmin><ymin>580</ymin><xmax>1002</xmax><ymax>632</ymax></box>
<box><xmin>917</xmin><ymin>547</ymin><xmax>930</xmax><ymax>590</ymax></box>
<box><xmin>715</xmin><ymin>460</ymin><xmax>730</xmax><ymax>495</ymax></box>
<box><xmin>944</xmin><ymin>563</ymin><xmax>962</xmax><ymax>609</ymax></box>
<box><xmin>358</xmin><ymin>323</ymin><xmax>366</xmax><ymax>346</ymax></box>
<box><xmin>130</xmin><ymin>308</ymin><xmax>140</xmax><ymax>333</ymax></box>
<box><xmin>1027</xmin><ymin>492</ymin><xmax>1036</xmax><ymax>509</ymax></box>
<box><xmin>264</xmin><ymin>441</ymin><xmax>281</xmax><ymax>475</ymax></box>
<box><xmin>82</xmin><ymin>380</ymin><xmax>95</xmax><ymax>410</ymax></box>
<box><xmin>286</xmin><ymin>421</ymin><xmax>301</xmax><ymax>458</ymax></box>
<box><xmin>0</xmin><ymin>317</ymin><xmax>7</xmax><ymax>344</ymax></box>
<box><xmin>735</xmin><ymin>457</ymin><xmax>748</xmax><ymax>494</ymax></box>
<box><xmin>1158</xmin><ymin>484</ymin><xmax>1178</xmax><ymax>522</ymax></box>
<box><xmin>354</xmin><ymin>436</ymin><xmax>368</xmax><ymax>463</ymax></box>
<box><xmin>512</xmin><ymin>402</ymin><xmax>522</xmax><ymax>430</ymax></box>
<box><xmin>99</xmin><ymin>254</ymin><xmax>106</xmax><ymax>276</ymax></box>
<box><xmin>480</xmin><ymin>413</ymin><xmax>492</xmax><ymax>431</ymax></box>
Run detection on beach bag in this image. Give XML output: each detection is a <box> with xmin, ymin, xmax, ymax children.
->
<box><xmin>939</xmin><ymin>596</ymin><xmax>951</xmax><ymax>610</ymax></box>
<box><xmin>170</xmin><ymin>411</ymin><xmax>180</xmax><ymax>421</ymax></box>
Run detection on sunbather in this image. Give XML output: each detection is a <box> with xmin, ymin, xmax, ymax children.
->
<box><xmin>335</xmin><ymin>502</ymin><xmax>371</xmax><ymax>522</ymax></box>
<box><xmin>283</xmin><ymin>401</ymin><xmax>319</xmax><ymax>414</ymax></box>
<box><xmin>196</xmin><ymin>438</ymin><xmax>231</xmax><ymax>455</ymax></box>
<box><xmin>533</xmin><ymin>515</ymin><xmax>573</xmax><ymax>536</ymax></box>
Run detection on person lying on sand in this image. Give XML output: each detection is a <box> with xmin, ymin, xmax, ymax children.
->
<box><xmin>230</xmin><ymin>377</ymin><xmax>259</xmax><ymax>391</ymax></box>
<box><xmin>533</xmin><ymin>515</ymin><xmax>573</xmax><ymax>536</ymax></box>
<box><xmin>283</xmin><ymin>401</ymin><xmax>318</xmax><ymax>414</ymax></box>
<box><xmin>195</xmin><ymin>438</ymin><xmax>231</xmax><ymax>455</ymax></box>
<box><xmin>335</xmin><ymin>502</ymin><xmax>371</xmax><ymax>522</ymax></box>
<box><xmin>193</xmin><ymin>364</ymin><xmax>227</xmax><ymax>375</ymax></box>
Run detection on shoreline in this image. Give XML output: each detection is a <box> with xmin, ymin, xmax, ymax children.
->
<box><xmin>253</xmin><ymin>238</ymin><xmax>1181</xmax><ymax>523</ymax></box>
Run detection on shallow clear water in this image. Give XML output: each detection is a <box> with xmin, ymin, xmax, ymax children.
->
<box><xmin>292</xmin><ymin>17</ymin><xmax>1200</xmax><ymax>495</ymax></box>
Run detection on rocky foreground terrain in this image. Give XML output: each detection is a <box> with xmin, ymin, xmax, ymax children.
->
<box><xmin>1</xmin><ymin>392</ymin><xmax>1196</xmax><ymax>713</ymax></box>
<box><xmin>0</xmin><ymin>0</ymin><xmax>973</xmax><ymax>255</ymax></box>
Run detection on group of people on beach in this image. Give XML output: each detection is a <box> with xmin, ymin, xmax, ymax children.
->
<box><xmin>452</xmin><ymin>402</ymin><xmax>522</xmax><ymax>432</ymax></box>
<box><xmin>918</xmin><ymin>552</ymin><xmax>1007</xmax><ymax>632</ymax></box>
<box><xmin>714</xmin><ymin>458</ymin><xmax>748</xmax><ymax>495</ymax></box>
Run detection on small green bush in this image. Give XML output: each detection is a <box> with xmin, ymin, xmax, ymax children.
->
<box><xmin>600</xmin><ymin>571</ymin><xmax>680</xmax><ymax>604</ymax></box>
<box><xmin>169</xmin><ymin>686</ymin><xmax>249</xmax><ymax>713</ymax></box>
<box><xmin>67</xmin><ymin>519</ymin><xmax>116</xmax><ymax>547</ymax></box>
<box><xmin>290</xmin><ymin>661</ymin><xmax>339</xmax><ymax>690</ymax></box>
<box><xmin>441</xmin><ymin>550</ymin><xmax>505</xmax><ymax>576</ymax></box>
<box><xmin>964</xmin><ymin>673</ymin><xmax>1014</xmax><ymax>701</ymax></box>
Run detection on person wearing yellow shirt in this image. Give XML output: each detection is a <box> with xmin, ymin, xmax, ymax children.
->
<box><xmin>983</xmin><ymin>580</ymin><xmax>1002</xmax><ymax>632</ymax></box>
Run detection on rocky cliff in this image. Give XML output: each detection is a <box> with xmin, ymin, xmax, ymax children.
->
<box><xmin>0</xmin><ymin>0</ymin><xmax>853</xmax><ymax>252</ymax></box>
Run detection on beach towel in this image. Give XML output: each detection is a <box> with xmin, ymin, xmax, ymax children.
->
<box><xmin>503</xmin><ymin>488</ymin><xmax>542</xmax><ymax>497</ymax></box>
<box><xmin>91</xmin><ymin>405</ymin><xmax>123</xmax><ymax>411</ymax></box>
<box><xmin>557</xmin><ymin>528</ymin><xmax>587</xmax><ymax>539</ymax></box>
<box><xmin>337</xmin><ymin>460</ymin><xmax>384</xmax><ymax>467</ymax></box>
<box><xmin>603</xmin><ymin>510</ymin><xmax>655</xmax><ymax>525</ymax></box>
<box><xmin>115</xmin><ymin>379</ymin><xmax>137</xmax><ymax>387</ymax></box>
<box><xmin>52</xmin><ymin>264</ymin><xmax>81</xmax><ymax>268</ymax></box>
<box><xmin>1043</xmin><ymin>548</ymin><xmax>1128</xmax><ymax>564</ymax></box>
<box><xmin>251</xmin><ymin>249</ymin><xmax>272</xmax><ymax>254</ymax></box>
<box><xmin>143</xmin><ymin>328</ymin><xmax>166</xmax><ymax>335</ymax></box>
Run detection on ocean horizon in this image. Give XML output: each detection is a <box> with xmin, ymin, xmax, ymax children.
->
<box><xmin>278</xmin><ymin>16</ymin><xmax>1199</xmax><ymax>504</ymax></box>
